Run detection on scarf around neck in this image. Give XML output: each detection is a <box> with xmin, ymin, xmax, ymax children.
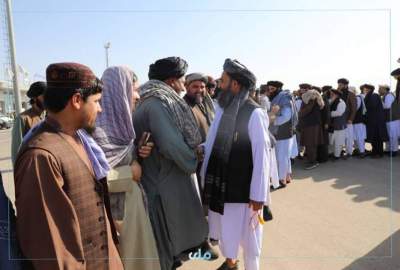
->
<box><xmin>139</xmin><ymin>80</ymin><xmax>202</xmax><ymax>149</ymax></box>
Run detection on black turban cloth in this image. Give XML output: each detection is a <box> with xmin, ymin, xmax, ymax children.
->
<box><xmin>322</xmin><ymin>85</ymin><xmax>333</xmax><ymax>92</ymax></box>
<box><xmin>391</xmin><ymin>68</ymin><xmax>400</xmax><ymax>77</ymax></box>
<box><xmin>223</xmin><ymin>58</ymin><xmax>256</xmax><ymax>89</ymax></box>
<box><xmin>338</xmin><ymin>78</ymin><xmax>349</xmax><ymax>84</ymax></box>
<box><xmin>360</xmin><ymin>84</ymin><xmax>375</xmax><ymax>91</ymax></box>
<box><xmin>148</xmin><ymin>56</ymin><xmax>188</xmax><ymax>81</ymax></box>
<box><xmin>266</xmin><ymin>80</ymin><xmax>284</xmax><ymax>89</ymax></box>
<box><xmin>27</xmin><ymin>81</ymin><xmax>46</xmax><ymax>98</ymax></box>
<box><xmin>299</xmin><ymin>83</ymin><xmax>312</xmax><ymax>90</ymax></box>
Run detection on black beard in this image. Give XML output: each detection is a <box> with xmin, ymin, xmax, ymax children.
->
<box><xmin>217</xmin><ymin>88</ymin><xmax>235</xmax><ymax>108</ymax></box>
<box><xmin>35</xmin><ymin>99</ymin><xmax>44</xmax><ymax>111</ymax></box>
<box><xmin>186</xmin><ymin>94</ymin><xmax>203</xmax><ymax>105</ymax></box>
<box><xmin>83</xmin><ymin>125</ymin><xmax>96</xmax><ymax>135</ymax></box>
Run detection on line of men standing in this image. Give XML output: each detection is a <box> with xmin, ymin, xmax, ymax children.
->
<box><xmin>5</xmin><ymin>57</ymin><xmax>400</xmax><ymax>270</ymax></box>
<box><xmin>7</xmin><ymin>57</ymin><xmax>272</xmax><ymax>270</ymax></box>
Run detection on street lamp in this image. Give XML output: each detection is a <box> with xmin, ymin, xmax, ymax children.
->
<box><xmin>104</xmin><ymin>42</ymin><xmax>111</xmax><ymax>68</ymax></box>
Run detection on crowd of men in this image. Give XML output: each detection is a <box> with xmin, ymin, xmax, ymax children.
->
<box><xmin>1</xmin><ymin>56</ymin><xmax>399</xmax><ymax>270</ymax></box>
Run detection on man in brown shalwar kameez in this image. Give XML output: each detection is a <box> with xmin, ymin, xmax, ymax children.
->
<box><xmin>13</xmin><ymin>63</ymin><xmax>123</xmax><ymax>270</ymax></box>
<box><xmin>11</xmin><ymin>81</ymin><xmax>46</xmax><ymax>165</ymax></box>
<box><xmin>298</xmin><ymin>83</ymin><xmax>325</xmax><ymax>170</ymax></box>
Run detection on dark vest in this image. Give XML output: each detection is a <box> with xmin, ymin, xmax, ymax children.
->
<box><xmin>330</xmin><ymin>98</ymin><xmax>347</xmax><ymax>131</ymax></box>
<box><xmin>16</xmin><ymin>122</ymin><xmax>111</xmax><ymax>270</ymax></box>
<box><xmin>353</xmin><ymin>96</ymin><xmax>365</xmax><ymax>124</ymax></box>
<box><xmin>383</xmin><ymin>93</ymin><xmax>400</xmax><ymax>122</ymax></box>
<box><xmin>383</xmin><ymin>93</ymin><xmax>393</xmax><ymax>122</ymax></box>
<box><xmin>225</xmin><ymin>99</ymin><xmax>259</xmax><ymax>203</ymax></box>
<box><xmin>299</xmin><ymin>101</ymin><xmax>322</xmax><ymax>128</ymax></box>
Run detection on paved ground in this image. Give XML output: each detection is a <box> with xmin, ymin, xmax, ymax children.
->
<box><xmin>1</xmin><ymin>128</ymin><xmax>399</xmax><ymax>270</ymax></box>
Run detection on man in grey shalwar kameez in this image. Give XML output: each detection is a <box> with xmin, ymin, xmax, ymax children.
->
<box><xmin>133</xmin><ymin>57</ymin><xmax>208</xmax><ymax>270</ymax></box>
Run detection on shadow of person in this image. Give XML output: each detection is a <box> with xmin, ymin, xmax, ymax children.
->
<box><xmin>342</xmin><ymin>229</ymin><xmax>400</xmax><ymax>270</ymax></box>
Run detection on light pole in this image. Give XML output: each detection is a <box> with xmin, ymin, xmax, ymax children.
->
<box><xmin>5</xmin><ymin>0</ymin><xmax>22</xmax><ymax>114</ymax></box>
<box><xmin>104</xmin><ymin>42</ymin><xmax>110</xmax><ymax>68</ymax></box>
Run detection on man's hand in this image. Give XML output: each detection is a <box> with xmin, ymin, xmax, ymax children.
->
<box><xmin>138</xmin><ymin>142</ymin><xmax>154</xmax><ymax>158</ymax></box>
<box><xmin>347</xmin><ymin>120</ymin><xmax>353</xmax><ymax>124</ymax></box>
<box><xmin>271</xmin><ymin>105</ymin><xmax>280</xmax><ymax>115</ymax></box>
<box><xmin>131</xmin><ymin>160</ymin><xmax>142</xmax><ymax>182</ymax></box>
<box><xmin>196</xmin><ymin>145</ymin><xmax>205</xmax><ymax>162</ymax></box>
<box><xmin>324</xmin><ymin>124</ymin><xmax>329</xmax><ymax>130</ymax></box>
<box><xmin>248</xmin><ymin>200</ymin><xmax>264</xmax><ymax>211</ymax></box>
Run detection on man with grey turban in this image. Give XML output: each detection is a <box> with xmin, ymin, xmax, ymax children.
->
<box><xmin>133</xmin><ymin>57</ymin><xmax>208</xmax><ymax>270</ymax></box>
<box><xmin>201</xmin><ymin>59</ymin><xmax>273</xmax><ymax>270</ymax></box>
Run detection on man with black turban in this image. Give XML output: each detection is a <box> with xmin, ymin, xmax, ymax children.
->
<box><xmin>201</xmin><ymin>59</ymin><xmax>273</xmax><ymax>270</ymax></box>
<box><xmin>11</xmin><ymin>81</ymin><xmax>46</xmax><ymax>165</ymax></box>
<box><xmin>266</xmin><ymin>80</ymin><xmax>297</xmax><ymax>187</ymax></box>
<box><xmin>361</xmin><ymin>84</ymin><xmax>388</xmax><ymax>157</ymax></box>
<box><xmin>133</xmin><ymin>57</ymin><xmax>208</xmax><ymax>270</ymax></box>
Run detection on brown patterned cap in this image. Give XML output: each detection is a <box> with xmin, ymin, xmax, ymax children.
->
<box><xmin>46</xmin><ymin>62</ymin><xmax>98</xmax><ymax>90</ymax></box>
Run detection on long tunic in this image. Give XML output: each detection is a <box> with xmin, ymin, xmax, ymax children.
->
<box><xmin>0</xmin><ymin>172</ymin><xmax>23</xmax><ymax>270</ymax></box>
<box><xmin>364</xmin><ymin>92</ymin><xmax>388</xmax><ymax>143</ymax></box>
<box><xmin>14</xmin><ymin>126</ymin><xmax>123</xmax><ymax>270</ymax></box>
<box><xmin>201</xmin><ymin>105</ymin><xmax>271</xmax><ymax>270</ymax></box>
<box><xmin>11</xmin><ymin>107</ymin><xmax>44</xmax><ymax>165</ymax></box>
<box><xmin>382</xmin><ymin>93</ymin><xmax>400</xmax><ymax>151</ymax></box>
<box><xmin>270</xmin><ymin>92</ymin><xmax>294</xmax><ymax>180</ymax></box>
<box><xmin>133</xmin><ymin>97</ymin><xmax>208</xmax><ymax>270</ymax></box>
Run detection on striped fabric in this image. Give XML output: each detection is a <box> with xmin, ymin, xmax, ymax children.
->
<box><xmin>93</xmin><ymin>66</ymin><xmax>136</xmax><ymax>167</ymax></box>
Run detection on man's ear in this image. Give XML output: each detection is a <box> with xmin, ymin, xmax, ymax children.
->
<box><xmin>70</xmin><ymin>93</ymin><xmax>83</xmax><ymax>110</ymax></box>
<box><xmin>164</xmin><ymin>78</ymin><xmax>175</xmax><ymax>88</ymax></box>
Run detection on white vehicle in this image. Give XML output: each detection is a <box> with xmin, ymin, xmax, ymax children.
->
<box><xmin>0</xmin><ymin>113</ymin><xmax>13</xmax><ymax>129</ymax></box>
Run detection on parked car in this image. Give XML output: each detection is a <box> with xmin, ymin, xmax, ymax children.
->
<box><xmin>0</xmin><ymin>113</ymin><xmax>13</xmax><ymax>129</ymax></box>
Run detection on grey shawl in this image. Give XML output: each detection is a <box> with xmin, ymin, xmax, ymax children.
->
<box><xmin>139</xmin><ymin>80</ymin><xmax>202</xmax><ymax>149</ymax></box>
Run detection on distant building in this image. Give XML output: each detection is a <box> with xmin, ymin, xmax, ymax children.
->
<box><xmin>0</xmin><ymin>80</ymin><xmax>29</xmax><ymax>116</ymax></box>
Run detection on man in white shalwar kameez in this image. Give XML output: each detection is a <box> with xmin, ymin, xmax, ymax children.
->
<box><xmin>379</xmin><ymin>85</ymin><xmax>400</xmax><ymax>156</ymax></box>
<box><xmin>352</xmin><ymin>93</ymin><xmax>367</xmax><ymax>157</ymax></box>
<box><xmin>328</xmin><ymin>89</ymin><xmax>347</xmax><ymax>159</ymax></box>
<box><xmin>201</xmin><ymin>59</ymin><xmax>272</xmax><ymax>270</ymax></box>
<box><xmin>266</xmin><ymin>81</ymin><xmax>295</xmax><ymax>187</ymax></box>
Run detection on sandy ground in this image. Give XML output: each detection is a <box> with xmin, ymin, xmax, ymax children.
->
<box><xmin>1</xmin><ymin>128</ymin><xmax>399</xmax><ymax>270</ymax></box>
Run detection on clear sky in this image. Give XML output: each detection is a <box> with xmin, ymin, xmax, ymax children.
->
<box><xmin>1</xmin><ymin>0</ymin><xmax>399</xmax><ymax>91</ymax></box>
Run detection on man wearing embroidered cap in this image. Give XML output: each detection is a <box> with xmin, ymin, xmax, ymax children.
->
<box><xmin>14</xmin><ymin>62</ymin><xmax>123</xmax><ymax>270</ymax></box>
<box><xmin>201</xmin><ymin>59</ymin><xmax>273</xmax><ymax>270</ymax></box>
<box><xmin>11</xmin><ymin>81</ymin><xmax>46</xmax><ymax>165</ymax></box>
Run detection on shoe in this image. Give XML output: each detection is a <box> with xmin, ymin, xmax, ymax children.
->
<box><xmin>358</xmin><ymin>152</ymin><xmax>366</xmax><ymax>159</ymax></box>
<box><xmin>331</xmin><ymin>156</ymin><xmax>339</xmax><ymax>162</ymax></box>
<box><xmin>305</xmin><ymin>162</ymin><xmax>319</xmax><ymax>170</ymax></box>
<box><xmin>279</xmin><ymin>180</ymin><xmax>287</xmax><ymax>188</ymax></box>
<box><xmin>389</xmin><ymin>151</ymin><xmax>398</xmax><ymax>157</ymax></box>
<box><xmin>217</xmin><ymin>260</ymin><xmax>239</xmax><ymax>270</ymax></box>
<box><xmin>199</xmin><ymin>241</ymin><xmax>219</xmax><ymax>261</ymax></box>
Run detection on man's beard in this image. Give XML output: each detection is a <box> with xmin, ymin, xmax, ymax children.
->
<box><xmin>35</xmin><ymin>99</ymin><xmax>44</xmax><ymax>111</ymax></box>
<box><xmin>187</xmin><ymin>94</ymin><xmax>203</xmax><ymax>105</ymax></box>
<box><xmin>217</xmin><ymin>86</ymin><xmax>235</xmax><ymax>108</ymax></box>
<box><xmin>83</xmin><ymin>124</ymin><xmax>96</xmax><ymax>135</ymax></box>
